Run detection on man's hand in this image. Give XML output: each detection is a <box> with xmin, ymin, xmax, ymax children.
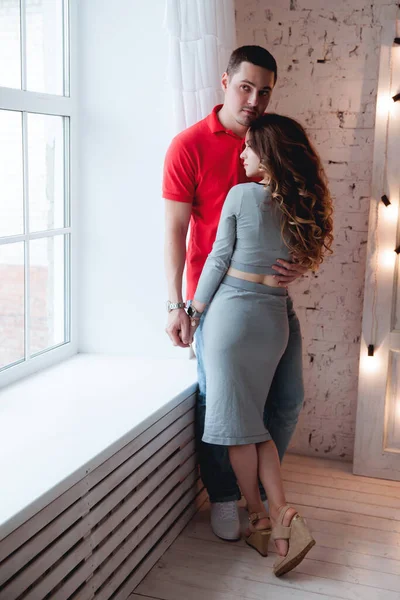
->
<box><xmin>165</xmin><ymin>308</ymin><xmax>191</xmax><ymax>348</ymax></box>
<box><xmin>272</xmin><ymin>259</ymin><xmax>308</xmax><ymax>286</ymax></box>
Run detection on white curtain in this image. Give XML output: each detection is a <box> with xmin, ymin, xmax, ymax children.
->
<box><xmin>164</xmin><ymin>0</ymin><xmax>237</xmax><ymax>132</ymax></box>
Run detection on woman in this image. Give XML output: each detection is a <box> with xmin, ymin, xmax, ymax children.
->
<box><xmin>187</xmin><ymin>113</ymin><xmax>333</xmax><ymax>576</ymax></box>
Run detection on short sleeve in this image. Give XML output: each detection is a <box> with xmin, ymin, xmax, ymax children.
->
<box><xmin>162</xmin><ymin>134</ymin><xmax>195</xmax><ymax>204</ymax></box>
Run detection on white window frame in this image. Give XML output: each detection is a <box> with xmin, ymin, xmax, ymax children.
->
<box><xmin>0</xmin><ymin>0</ymin><xmax>78</xmax><ymax>390</ymax></box>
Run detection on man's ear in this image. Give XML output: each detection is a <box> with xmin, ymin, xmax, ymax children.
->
<box><xmin>221</xmin><ymin>72</ymin><xmax>229</xmax><ymax>92</ymax></box>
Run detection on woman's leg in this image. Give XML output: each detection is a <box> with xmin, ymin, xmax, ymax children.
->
<box><xmin>257</xmin><ymin>439</ymin><xmax>297</xmax><ymax>556</ymax></box>
<box><xmin>229</xmin><ymin>440</ymin><xmax>305</xmax><ymax>558</ymax></box>
<box><xmin>228</xmin><ymin>444</ymin><xmax>270</xmax><ymax>531</ymax></box>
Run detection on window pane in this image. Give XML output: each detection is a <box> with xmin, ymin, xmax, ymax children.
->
<box><xmin>30</xmin><ymin>235</ymin><xmax>66</xmax><ymax>355</ymax></box>
<box><xmin>0</xmin><ymin>110</ymin><xmax>24</xmax><ymax>237</ymax></box>
<box><xmin>0</xmin><ymin>0</ymin><xmax>21</xmax><ymax>89</ymax></box>
<box><xmin>26</xmin><ymin>0</ymin><xmax>65</xmax><ymax>95</ymax></box>
<box><xmin>28</xmin><ymin>113</ymin><xmax>65</xmax><ymax>232</ymax></box>
<box><xmin>0</xmin><ymin>242</ymin><xmax>25</xmax><ymax>370</ymax></box>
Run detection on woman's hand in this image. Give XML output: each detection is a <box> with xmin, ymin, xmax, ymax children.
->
<box><xmin>187</xmin><ymin>300</ymin><xmax>206</xmax><ymax>345</ymax></box>
<box><xmin>191</xmin><ymin>300</ymin><xmax>206</xmax><ymax>313</ymax></box>
<box><xmin>272</xmin><ymin>259</ymin><xmax>308</xmax><ymax>286</ymax></box>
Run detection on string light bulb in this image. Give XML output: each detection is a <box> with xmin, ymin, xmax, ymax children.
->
<box><xmin>381</xmin><ymin>194</ymin><xmax>391</xmax><ymax>206</ymax></box>
<box><xmin>383</xmin><ymin>203</ymin><xmax>398</xmax><ymax>224</ymax></box>
<box><xmin>360</xmin><ymin>349</ymin><xmax>380</xmax><ymax>374</ymax></box>
<box><xmin>381</xmin><ymin>249</ymin><xmax>396</xmax><ymax>268</ymax></box>
<box><xmin>377</xmin><ymin>94</ymin><xmax>396</xmax><ymax>116</ymax></box>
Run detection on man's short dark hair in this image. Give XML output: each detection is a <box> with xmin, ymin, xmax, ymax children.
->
<box><xmin>226</xmin><ymin>45</ymin><xmax>278</xmax><ymax>84</ymax></box>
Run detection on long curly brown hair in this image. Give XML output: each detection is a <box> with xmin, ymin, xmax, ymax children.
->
<box><xmin>248</xmin><ymin>114</ymin><xmax>333</xmax><ymax>270</ymax></box>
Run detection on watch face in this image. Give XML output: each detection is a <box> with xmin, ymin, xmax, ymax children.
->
<box><xmin>187</xmin><ymin>305</ymin><xmax>194</xmax><ymax>317</ymax></box>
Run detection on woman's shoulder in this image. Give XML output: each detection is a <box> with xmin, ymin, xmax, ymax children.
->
<box><xmin>225</xmin><ymin>183</ymin><xmax>257</xmax><ymax>208</ymax></box>
<box><xmin>232</xmin><ymin>182</ymin><xmax>262</xmax><ymax>191</ymax></box>
<box><xmin>234</xmin><ymin>182</ymin><xmax>271</xmax><ymax>205</ymax></box>
<box><xmin>228</xmin><ymin>182</ymin><xmax>268</xmax><ymax>198</ymax></box>
<box><xmin>225</xmin><ymin>183</ymin><xmax>272</xmax><ymax>216</ymax></box>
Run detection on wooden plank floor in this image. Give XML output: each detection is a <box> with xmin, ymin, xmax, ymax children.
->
<box><xmin>132</xmin><ymin>454</ymin><xmax>400</xmax><ymax>600</ymax></box>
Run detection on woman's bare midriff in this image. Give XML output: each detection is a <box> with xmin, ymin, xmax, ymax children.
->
<box><xmin>226</xmin><ymin>266</ymin><xmax>281</xmax><ymax>288</ymax></box>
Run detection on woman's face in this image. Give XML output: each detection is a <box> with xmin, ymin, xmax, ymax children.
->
<box><xmin>240</xmin><ymin>135</ymin><xmax>262</xmax><ymax>178</ymax></box>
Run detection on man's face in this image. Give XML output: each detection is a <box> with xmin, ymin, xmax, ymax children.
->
<box><xmin>221</xmin><ymin>61</ymin><xmax>275</xmax><ymax>127</ymax></box>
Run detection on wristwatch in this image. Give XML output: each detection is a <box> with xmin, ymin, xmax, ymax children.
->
<box><xmin>166</xmin><ymin>301</ymin><xmax>186</xmax><ymax>312</ymax></box>
<box><xmin>186</xmin><ymin>304</ymin><xmax>203</xmax><ymax>319</ymax></box>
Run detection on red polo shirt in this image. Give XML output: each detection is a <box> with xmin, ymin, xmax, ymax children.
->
<box><xmin>163</xmin><ymin>105</ymin><xmax>250</xmax><ymax>299</ymax></box>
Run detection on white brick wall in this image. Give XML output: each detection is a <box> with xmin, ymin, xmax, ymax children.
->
<box><xmin>235</xmin><ymin>0</ymin><xmax>398</xmax><ymax>460</ymax></box>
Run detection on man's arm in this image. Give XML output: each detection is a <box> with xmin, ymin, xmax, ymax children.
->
<box><xmin>164</xmin><ymin>200</ymin><xmax>192</xmax><ymax>348</ymax></box>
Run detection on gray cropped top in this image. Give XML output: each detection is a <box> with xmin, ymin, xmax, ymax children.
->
<box><xmin>194</xmin><ymin>182</ymin><xmax>292</xmax><ymax>304</ymax></box>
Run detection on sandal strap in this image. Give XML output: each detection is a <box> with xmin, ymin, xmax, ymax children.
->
<box><xmin>276</xmin><ymin>505</ymin><xmax>292</xmax><ymax>525</ymax></box>
<box><xmin>271</xmin><ymin>505</ymin><xmax>298</xmax><ymax>541</ymax></box>
<box><xmin>271</xmin><ymin>523</ymin><xmax>291</xmax><ymax>540</ymax></box>
<box><xmin>248</xmin><ymin>511</ymin><xmax>268</xmax><ymax>525</ymax></box>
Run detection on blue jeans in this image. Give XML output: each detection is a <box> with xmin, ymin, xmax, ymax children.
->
<box><xmin>194</xmin><ymin>295</ymin><xmax>304</xmax><ymax>503</ymax></box>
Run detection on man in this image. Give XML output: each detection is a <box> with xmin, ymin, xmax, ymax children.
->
<box><xmin>163</xmin><ymin>46</ymin><xmax>306</xmax><ymax>541</ymax></box>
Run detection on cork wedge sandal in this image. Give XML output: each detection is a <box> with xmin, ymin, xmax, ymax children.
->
<box><xmin>244</xmin><ymin>512</ymin><xmax>272</xmax><ymax>557</ymax></box>
<box><xmin>272</xmin><ymin>505</ymin><xmax>316</xmax><ymax>577</ymax></box>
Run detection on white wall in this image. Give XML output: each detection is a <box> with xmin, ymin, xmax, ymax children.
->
<box><xmin>78</xmin><ymin>0</ymin><xmax>183</xmax><ymax>358</ymax></box>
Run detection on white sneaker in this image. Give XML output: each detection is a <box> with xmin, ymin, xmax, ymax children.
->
<box><xmin>210</xmin><ymin>501</ymin><xmax>241</xmax><ymax>541</ymax></box>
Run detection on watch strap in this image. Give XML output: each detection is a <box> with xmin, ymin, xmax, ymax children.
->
<box><xmin>167</xmin><ymin>301</ymin><xmax>186</xmax><ymax>312</ymax></box>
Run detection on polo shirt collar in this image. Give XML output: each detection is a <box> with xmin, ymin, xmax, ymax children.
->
<box><xmin>206</xmin><ymin>104</ymin><xmax>226</xmax><ymax>133</ymax></box>
<box><xmin>206</xmin><ymin>105</ymin><xmax>244</xmax><ymax>139</ymax></box>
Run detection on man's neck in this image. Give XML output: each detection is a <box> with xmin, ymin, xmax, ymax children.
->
<box><xmin>217</xmin><ymin>105</ymin><xmax>247</xmax><ymax>138</ymax></box>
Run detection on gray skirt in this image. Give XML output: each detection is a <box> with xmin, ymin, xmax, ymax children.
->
<box><xmin>202</xmin><ymin>275</ymin><xmax>290</xmax><ymax>446</ymax></box>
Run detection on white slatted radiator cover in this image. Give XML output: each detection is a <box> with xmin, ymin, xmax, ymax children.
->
<box><xmin>0</xmin><ymin>393</ymin><xmax>205</xmax><ymax>600</ymax></box>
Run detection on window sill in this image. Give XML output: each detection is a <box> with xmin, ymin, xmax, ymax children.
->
<box><xmin>0</xmin><ymin>354</ymin><xmax>197</xmax><ymax>539</ymax></box>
